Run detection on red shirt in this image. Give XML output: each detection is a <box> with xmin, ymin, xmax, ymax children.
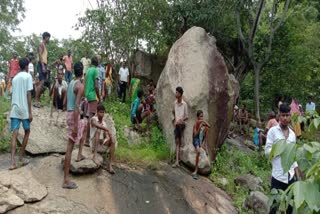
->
<box><xmin>9</xmin><ymin>59</ymin><xmax>19</xmax><ymax>78</ymax></box>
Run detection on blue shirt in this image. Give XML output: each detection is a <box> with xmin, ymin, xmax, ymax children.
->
<box><xmin>130</xmin><ymin>98</ymin><xmax>140</xmax><ymax>121</ymax></box>
<box><xmin>98</xmin><ymin>64</ymin><xmax>105</xmax><ymax>93</ymax></box>
<box><xmin>253</xmin><ymin>127</ymin><xmax>262</xmax><ymax>146</ymax></box>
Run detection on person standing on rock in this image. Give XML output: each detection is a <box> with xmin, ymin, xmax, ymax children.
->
<box><xmin>63</xmin><ymin>62</ymin><xmax>87</xmax><ymax>189</ymax></box>
<box><xmin>9</xmin><ymin>58</ymin><xmax>33</xmax><ymax>170</ymax></box>
<box><xmin>90</xmin><ymin>104</ymin><xmax>115</xmax><ymax>174</ymax></box>
<box><xmin>85</xmin><ymin>56</ymin><xmax>101</xmax><ymax>147</ymax></box>
<box><xmin>265</xmin><ymin>103</ymin><xmax>302</xmax><ymax>213</ymax></box>
<box><xmin>118</xmin><ymin>62</ymin><xmax>130</xmax><ymax>103</ymax></box>
<box><xmin>63</xmin><ymin>49</ymin><xmax>73</xmax><ymax>83</ymax></box>
<box><xmin>34</xmin><ymin>32</ymin><xmax>50</xmax><ymax>108</ymax></box>
<box><xmin>192</xmin><ymin>110</ymin><xmax>210</xmax><ymax>179</ymax></box>
<box><xmin>172</xmin><ymin>86</ymin><xmax>188</xmax><ymax>168</ymax></box>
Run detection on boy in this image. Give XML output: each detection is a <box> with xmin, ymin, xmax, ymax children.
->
<box><xmin>90</xmin><ymin>104</ymin><xmax>115</xmax><ymax>174</ymax></box>
<box><xmin>50</xmin><ymin>69</ymin><xmax>68</xmax><ymax>110</ymax></box>
<box><xmin>192</xmin><ymin>110</ymin><xmax>210</xmax><ymax>179</ymax></box>
<box><xmin>9</xmin><ymin>58</ymin><xmax>33</xmax><ymax>170</ymax></box>
<box><xmin>253</xmin><ymin>121</ymin><xmax>266</xmax><ymax>151</ymax></box>
<box><xmin>130</xmin><ymin>89</ymin><xmax>150</xmax><ymax>131</ymax></box>
<box><xmin>172</xmin><ymin>86</ymin><xmax>188</xmax><ymax>168</ymax></box>
<box><xmin>265</xmin><ymin>103</ymin><xmax>302</xmax><ymax>213</ymax></box>
<box><xmin>63</xmin><ymin>62</ymin><xmax>87</xmax><ymax>189</ymax></box>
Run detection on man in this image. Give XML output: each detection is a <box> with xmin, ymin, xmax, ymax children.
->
<box><xmin>63</xmin><ymin>62</ymin><xmax>87</xmax><ymax>189</ymax></box>
<box><xmin>238</xmin><ymin>104</ymin><xmax>249</xmax><ymax>135</ymax></box>
<box><xmin>49</xmin><ymin>69</ymin><xmax>68</xmax><ymax>110</ymax></box>
<box><xmin>85</xmin><ymin>56</ymin><xmax>101</xmax><ymax>146</ymax></box>
<box><xmin>104</xmin><ymin>62</ymin><xmax>113</xmax><ymax>100</ymax></box>
<box><xmin>129</xmin><ymin>71</ymin><xmax>141</xmax><ymax>104</ymax></box>
<box><xmin>306</xmin><ymin>95</ymin><xmax>315</xmax><ymax>115</ymax></box>
<box><xmin>97</xmin><ymin>55</ymin><xmax>105</xmax><ymax>99</ymax></box>
<box><xmin>172</xmin><ymin>86</ymin><xmax>188</xmax><ymax>168</ymax></box>
<box><xmin>80</xmin><ymin>51</ymin><xmax>91</xmax><ymax>75</ymax></box>
<box><xmin>118</xmin><ymin>62</ymin><xmax>129</xmax><ymax>103</ymax></box>
<box><xmin>265</xmin><ymin>103</ymin><xmax>302</xmax><ymax>213</ymax></box>
<box><xmin>9</xmin><ymin>58</ymin><xmax>33</xmax><ymax>170</ymax></box>
<box><xmin>27</xmin><ymin>52</ymin><xmax>35</xmax><ymax>78</ymax></box>
<box><xmin>8</xmin><ymin>52</ymin><xmax>20</xmax><ymax>81</ymax></box>
<box><xmin>34</xmin><ymin>32</ymin><xmax>50</xmax><ymax>108</ymax></box>
<box><xmin>130</xmin><ymin>89</ymin><xmax>150</xmax><ymax>131</ymax></box>
<box><xmin>63</xmin><ymin>49</ymin><xmax>73</xmax><ymax>83</ymax></box>
<box><xmin>90</xmin><ymin>104</ymin><xmax>115</xmax><ymax>174</ymax></box>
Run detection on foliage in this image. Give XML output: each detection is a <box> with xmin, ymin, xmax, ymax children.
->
<box><xmin>0</xmin><ymin>96</ymin><xmax>11</xmax><ymax>152</ymax></box>
<box><xmin>268</xmin><ymin>113</ymin><xmax>320</xmax><ymax>212</ymax></box>
<box><xmin>210</xmin><ymin>143</ymin><xmax>271</xmax><ymax>213</ymax></box>
<box><xmin>104</xmin><ymin>97</ymin><xmax>169</xmax><ymax>167</ymax></box>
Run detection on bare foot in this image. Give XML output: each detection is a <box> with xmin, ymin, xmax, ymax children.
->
<box><xmin>62</xmin><ymin>180</ymin><xmax>78</xmax><ymax>189</ymax></box>
<box><xmin>107</xmin><ymin>165</ymin><xmax>115</xmax><ymax>174</ymax></box>
<box><xmin>9</xmin><ymin>163</ymin><xmax>17</xmax><ymax>170</ymax></box>
<box><xmin>76</xmin><ymin>155</ymin><xmax>86</xmax><ymax>162</ymax></box>
<box><xmin>93</xmin><ymin>158</ymin><xmax>100</xmax><ymax>166</ymax></box>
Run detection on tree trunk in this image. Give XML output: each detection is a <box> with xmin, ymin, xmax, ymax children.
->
<box><xmin>254</xmin><ymin>65</ymin><xmax>261</xmax><ymax>121</ymax></box>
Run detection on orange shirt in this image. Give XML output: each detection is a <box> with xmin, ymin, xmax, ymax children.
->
<box><xmin>9</xmin><ymin>59</ymin><xmax>19</xmax><ymax>78</ymax></box>
<box><xmin>63</xmin><ymin>55</ymin><xmax>73</xmax><ymax>71</ymax></box>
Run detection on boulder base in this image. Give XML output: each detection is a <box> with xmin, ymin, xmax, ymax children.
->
<box><xmin>234</xmin><ymin>174</ymin><xmax>263</xmax><ymax>191</ymax></box>
<box><xmin>244</xmin><ymin>191</ymin><xmax>269</xmax><ymax>214</ymax></box>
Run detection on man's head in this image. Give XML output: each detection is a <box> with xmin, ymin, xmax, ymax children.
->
<box><xmin>19</xmin><ymin>58</ymin><xmax>29</xmax><ymax>71</ymax></box>
<box><xmin>196</xmin><ymin>110</ymin><xmax>203</xmax><ymax>119</ymax></box>
<box><xmin>308</xmin><ymin>96</ymin><xmax>313</xmax><ymax>103</ymax></box>
<box><xmin>74</xmin><ymin>62</ymin><xmax>84</xmax><ymax>78</ymax></box>
<box><xmin>91</xmin><ymin>56</ymin><xmax>99</xmax><ymax>67</ymax></box>
<box><xmin>57</xmin><ymin>69</ymin><xmax>64</xmax><ymax>81</ymax></box>
<box><xmin>97</xmin><ymin>104</ymin><xmax>106</xmax><ymax>119</ymax></box>
<box><xmin>28</xmin><ymin>52</ymin><xmax>34</xmax><ymax>62</ymax></box>
<box><xmin>256</xmin><ymin>121</ymin><xmax>262</xmax><ymax>128</ymax></box>
<box><xmin>42</xmin><ymin>32</ymin><xmax>51</xmax><ymax>43</ymax></box>
<box><xmin>137</xmin><ymin>89</ymin><xmax>144</xmax><ymax>99</ymax></box>
<box><xmin>84</xmin><ymin>51</ymin><xmax>88</xmax><ymax>57</ymax></box>
<box><xmin>13</xmin><ymin>52</ymin><xmax>17</xmax><ymax>59</ymax></box>
<box><xmin>67</xmin><ymin>49</ymin><xmax>71</xmax><ymax>56</ymax></box>
<box><xmin>175</xmin><ymin>86</ymin><xmax>184</xmax><ymax>99</ymax></box>
<box><xmin>279</xmin><ymin>103</ymin><xmax>291</xmax><ymax>127</ymax></box>
<box><xmin>241</xmin><ymin>104</ymin><xmax>246</xmax><ymax>110</ymax></box>
<box><xmin>97</xmin><ymin>55</ymin><xmax>101</xmax><ymax>65</ymax></box>
<box><xmin>122</xmin><ymin>62</ymin><xmax>127</xmax><ymax>68</ymax></box>
<box><xmin>268</xmin><ymin>111</ymin><xmax>276</xmax><ymax>120</ymax></box>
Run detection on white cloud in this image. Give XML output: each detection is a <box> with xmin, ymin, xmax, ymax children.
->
<box><xmin>14</xmin><ymin>0</ymin><xmax>96</xmax><ymax>39</ymax></box>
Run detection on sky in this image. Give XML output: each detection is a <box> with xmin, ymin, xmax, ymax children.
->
<box><xmin>14</xmin><ymin>0</ymin><xmax>97</xmax><ymax>40</ymax></box>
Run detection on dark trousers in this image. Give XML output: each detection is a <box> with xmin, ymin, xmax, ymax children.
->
<box><xmin>270</xmin><ymin>177</ymin><xmax>295</xmax><ymax>214</ymax></box>
<box><xmin>118</xmin><ymin>81</ymin><xmax>127</xmax><ymax>102</ymax></box>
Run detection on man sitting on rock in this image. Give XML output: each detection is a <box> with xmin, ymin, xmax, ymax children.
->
<box><xmin>49</xmin><ymin>69</ymin><xmax>68</xmax><ymax>110</ymax></box>
<box><xmin>130</xmin><ymin>89</ymin><xmax>150</xmax><ymax>131</ymax></box>
<box><xmin>90</xmin><ymin>104</ymin><xmax>115</xmax><ymax>174</ymax></box>
<box><xmin>172</xmin><ymin>86</ymin><xmax>188</xmax><ymax>168</ymax></box>
<box><xmin>63</xmin><ymin>62</ymin><xmax>87</xmax><ymax>189</ymax></box>
<box><xmin>192</xmin><ymin>110</ymin><xmax>210</xmax><ymax>179</ymax></box>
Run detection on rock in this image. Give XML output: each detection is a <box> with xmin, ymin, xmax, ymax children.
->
<box><xmin>124</xmin><ymin>126</ymin><xmax>141</xmax><ymax>144</ymax></box>
<box><xmin>218</xmin><ymin>177</ymin><xmax>229</xmax><ymax>186</ymax></box>
<box><xmin>0</xmin><ymin>168</ymin><xmax>47</xmax><ymax>203</ymax></box>
<box><xmin>234</xmin><ymin>174</ymin><xmax>263</xmax><ymax>191</ymax></box>
<box><xmin>244</xmin><ymin>191</ymin><xmax>269</xmax><ymax>214</ymax></box>
<box><xmin>132</xmin><ymin>50</ymin><xmax>166</xmax><ymax>84</ymax></box>
<box><xmin>61</xmin><ymin>147</ymin><xmax>103</xmax><ymax>174</ymax></box>
<box><xmin>156</xmin><ymin>26</ymin><xmax>238</xmax><ymax>174</ymax></box>
<box><xmin>225</xmin><ymin>137</ymin><xmax>255</xmax><ymax>154</ymax></box>
<box><xmin>0</xmin><ymin>185</ymin><xmax>24</xmax><ymax>213</ymax></box>
<box><xmin>181</xmin><ymin>147</ymin><xmax>211</xmax><ymax>175</ymax></box>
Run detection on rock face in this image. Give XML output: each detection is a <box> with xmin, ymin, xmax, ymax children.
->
<box><xmin>61</xmin><ymin>147</ymin><xmax>103</xmax><ymax>174</ymax></box>
<box><xmin>156</xmin><ymin>26</ymin><xmax>238</xmax><ymax>173</ymax></box>
<box><xmin>234</xmin><ymin>174</ymin><xmax>263</xmax><ymax>191</ymax></box>
<box><xmin>0</xmin><ymin>185</ymin><xmax>24</xmax><ymax>213</ymax></box>
<box><xmin>244</xmin><ymin>191</ymin><xmax>269</xmax><ymax>214</ymax></box>
<box><xmin>133</xmin><ymin>50</ymin><xmax>166</xmax><ymax>83</ymax></box>
<box><xmin>9</xmin><ymin>107</ymin><xmax>117</xmax><ymax>155</ymax></box>
<box><xmin>0</xmin><ymin>167</ymin><xmax>47</xmax><ymax>213</ymax></box>
<box><xmin>124</xmin><ymin>127</ymin><xmax>141</xmax><ymax>144</ymax></box>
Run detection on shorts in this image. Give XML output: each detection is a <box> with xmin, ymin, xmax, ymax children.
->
<box><xmin>193</xmin><ymin>138</ymin><xmax>201</xmax><ymax>148</ymax></box>
<box><xmin>174</xmin><ymin>124</ymin><xmax>185</xmax><ymax>139</ymax></box>
<box><xmin>131</xmin><ymin>109</ymin><xmax>142</xmax><ymax>124</ymax></box>
<box><xmin>66</xmin><ymin>111</ymin><xmax>86</xmax><ymax>143</ymax></box>
<box><xmin>53</xmin><ymin>96</ymin><xmax>63</xmax><ymax>110</ymax></box>
<box><xmin>10</xmin><ymin>118</ymin><xmax>30</xmax><ymax>131</ymax></box>
<box><xmin>88</xmin><ymin>101</ymin><xmax>97</xmax><ymax>115</ymax></box>
<box><xmin>37</xmin><ymin>63</ymin><xmax>47</xmax><ymax>81</ymax></box>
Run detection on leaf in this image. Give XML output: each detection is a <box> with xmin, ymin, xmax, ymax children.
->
<box><xmin>313</xmin><ymin>118</ymin><xmax>320</xmax><ymax>129</ymax></box>
<box><xmin>280</xmin><ymin>143</ymin><xmax>296</xmax><ymax>173</ymax></box>
<box><xmin>293</xmin><ymin>181</ymin><xmax>306</xmax><ymax>209</ymax></box>
<box><xmin>304</xmin><ymin>183</ymin><xmax>320</xmax><ymax>212</ymax></box>
<box><xmin>269</xmin><ymin>139</ymin><xmax>286</xmax><ymax>160</ymax></box>
<box><xmin>303</xmin><ymin>144</ymin><xmax>317</xmax><ymax>154</ymax></box>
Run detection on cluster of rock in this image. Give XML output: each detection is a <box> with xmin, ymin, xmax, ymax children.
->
<box><xmin>0</xmin><ymin>168</ymin><xmax>47</xmax><ymax>213</ymax></box>
<box><xmin>156</xmin><ymin>26</ymin><xmax>239</xmax><ymax>175</ymax></box>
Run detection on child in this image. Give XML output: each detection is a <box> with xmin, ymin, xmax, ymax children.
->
<box><xmin>90</xmin><ymin>104</ymin><xmax>115</xmax><ymax>174</ymax></box>
<box><xmin>192</xmin><ymin>110</ymin><xmax>210</xmax><ymax>179</ymax></box>
<box><xmin>253</xmin><ymin>121</ymin><xmax>266</xmax><ymax>151</ymax></box>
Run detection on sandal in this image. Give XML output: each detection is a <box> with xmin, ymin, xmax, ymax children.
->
<box><xmin>33</xmin><ymin>103</ymin><xmax>41</xmax><ymax>108</ymax></box>
<box><xmin>62</xmin><ymin>181</ymin><xmax>78</xmax><ymax>189</ymax></box>
<box><xmin>18</xmin><ymin>159</ymin><xmax>29</xmax><ymax>168</ymax></box>
<box><xmin>192</xmin><ymin>174</ymin><xmax>199</xmax><ymax>180</ymax></box>
<box><xmin>75</xmin><ymin>155</ymin><xmax>86</xmax><ymax>162</ymax></box>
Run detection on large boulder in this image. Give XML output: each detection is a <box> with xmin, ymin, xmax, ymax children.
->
<box><xmin>234</xmin><ymin>174</ymin><xmax>263</xmax><ymax>191</ymax></box>
<box><xmin>0</xmin><ymin>185</ymin><xmax>24</xmax><ymax>213</ymax></box>
<box><xmin>156</xmin><ymin>26</ymin><xmax>238</xmax><ymax>173</ymax></box>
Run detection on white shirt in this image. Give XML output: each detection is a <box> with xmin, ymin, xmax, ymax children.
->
<box><xmin>174</xmin><ymin>100</ymin><xmax>188</xmax><ymax>121</ymax></box>
<box><xmin>28</xmin><ymin>63</ymin><xmax>34</xmax><ymax>74</ymax></box>
<box><xmin>265</xmin><ymin>125</ymin><xmax>298</xmax><ymax>184</ymax></box>
<box><xmin>54</xmin><ymin>80</ymin><xmax>68</xmax><ymax>96</ymax></box>
<box><xmin>89</xmin><ymin>116</ymin><xmax>107</xmax><ymax>148</ymax></box>
<box><xmin>80</xmin><ymin>57</ymin><xmax>91</xmax><ymax>74</ymax></box>
<box><xmin>10</xmin><ymin>72</ymin><xmax>33</xmax><ymax>119</ymax></box>
<box><xmin>118</xmin><ymin>67</ymin><xmax>129</xmax><ymax>82</ymax></box>
<box><xmin>306</xmin><ymin>102</ymin><xmax>315</xmax><ymax>114</ymax></box>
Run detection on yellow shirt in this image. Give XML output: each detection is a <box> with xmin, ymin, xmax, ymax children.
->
<box><xmin>40</xmin><ymin>42</ymin><xmax>48</xmax><ymax>64</ymax></box>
